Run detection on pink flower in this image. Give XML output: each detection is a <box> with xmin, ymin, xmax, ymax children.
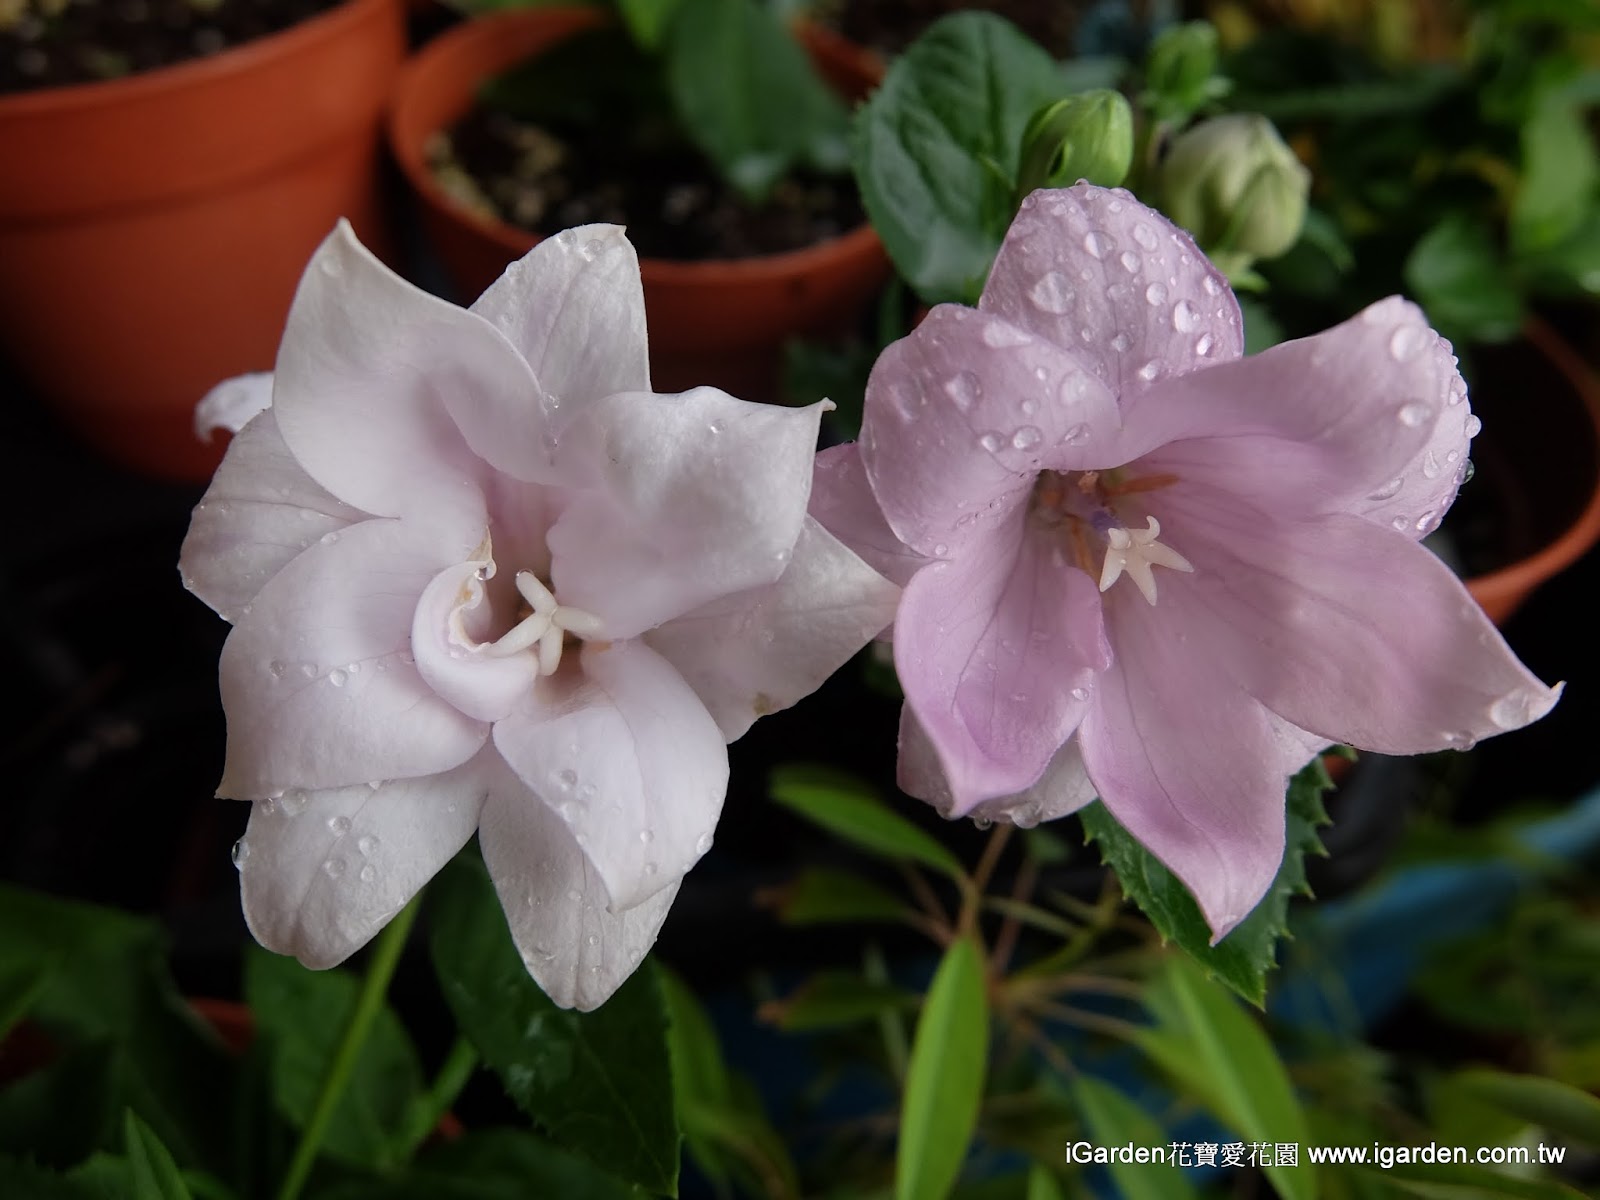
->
<box><xmin>181</xmin><ymin>222</ymin><xmax>897</xmax><ymax>1009</ymax></box>
<box><xmin>812</xmin><ymin>184</ymin><xmax>1561</xmax><ymax>938</ymax></box>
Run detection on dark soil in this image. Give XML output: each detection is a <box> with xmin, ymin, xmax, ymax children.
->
<box><xmin>814</xmin><ymin>0</ymin><xmax>1092</xmax><ymax>58</ymax></box>
<box><xmin>0</xmin><ymin>0</ymin><xmax>342</xmax><ymax>95</ymax></box>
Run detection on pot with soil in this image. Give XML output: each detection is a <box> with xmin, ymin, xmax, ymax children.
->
<box><xmin>0</xmin><ymin>0</ymin><xmax>405</xmax><ymax>482</ymax></box>
<box><xmin>388</xmin><ymin>6</ymin><xmax>891</xmax><ymax>401</ymax></box>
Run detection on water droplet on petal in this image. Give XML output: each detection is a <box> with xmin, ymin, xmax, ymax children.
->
<box><xmin>357</xmin><ymin>835</ymin><xmax>379</xmax><ymax>856</ymax></box>
<box><xmin>932</xmin><ymin>542</ymin><xmax>949</xmax><ymax>557</ymax></box>
<box><xmin>1195</xmin><ymin>333</ymin><xmax>1215</xmax><ymax>356</ymax></box>
<box><xmin>973</xmin><ymin>816</ymin><xmax>993</xmax><ymax>831</ymax></box>
<box><xmin>1368</xmin><ymin>476</ymin><xmax>1404</xmax><ymax>501</ymax></box>
<box><xmin>978</xmin><ymin>432</ymin><xmax>1003</xmax><ymax>453</ymax></box>
<box><xmin>1421</xmin><ymin>451</ymin><xmax>1441</xmax><ymax>479</ymax></box>
<box><xmin>566</xmin><ymin>888</ymin><xmax>582</xmax><ymax>902</ymax></box>
<box><xmin>268</xmin><ymin>661</ymin><xmax>286</xmax><ymax>679</ymax></box>
<box><xmin>1144</xmin><ymin>282</ymin><xmax>1167</xmax><ymax>306</ymax></box>
<box><xmin>1489</xmin><ymin>692</ymin><xmax>1533</xmax><ymax>730</ymax></box>
<box><xmin>944</xmin><ymin>372</ymin><xmax>980</xmax><ymax>412</ymax></box>
<box><xmin>1172</xmin><ymin>300</ymin><xmax>1198</xmax><ymax>332</ymax></box>
<box><xmin>1028</xmin><ymin>271</ymin><xmax>1074</xmax><ymax>314</ymax></box>
<box><xmin>696</xmin><ymin>832</ymin><xmax>714</xmax><ymax>855</ymax></box>
<box><xmin>1396</xmin><ymin>402</ymin><xmax>1430</xmax><ymax>427</ymax></box>
<box><xmin>231</xmin><ymin>839</ymin><xmax>249</xmax><ymax>868</ymax></box>
<box><xmin>359</xmin><ymin>864</ymin><xmax>377</xmax><ymax>884</ymax></box>
<box><xmin>981</xmin><ymin>321</ymin><xmax>1030</xmax><ymax>348</ymax></box>
<box><xmin>1132</xmin><ymin>223</ymin><xmax>1159</xmax><ymax>251</ymax></box>
<box><xmin>559</xmin><ymin>768</ymin><xmax>578</xmax><ymax>789</ymax></box>
<box><xmin>707</xmin><ymin>420</ymin><xmax>722</xmax><ymax>434</ymax></box>
<box><xmin>1461</xmin><ymin>458</ymin><xmax>1476</xmax><ymax>484</ymax></box>
<box><xmin>1201</xmin><ymin>275</ymin><xmax>1222</xmax><ymax>296</ymax></box>
<box><xmin>1415</xmin><ymin>509</ymin><xmax>1439</xmax><ymax>533</ymax></box>
<box><xmin>323</xmin><ymin>857</ymin><xmax>347</xmax><ymax>879</ymax></box>
<box><xmin>327</xmin><ymin>816</ymin><xmax>351</xmax><ymax>836</ymax></box>
<box><xmin>1136</xmin><ymin>361</ymin><xmax>1161</xmax><ymax>382</ymax></box>
<box><xmin>328</xmin><ymin>668</ymin><xmax>348</xmax><ymax>688</ymax></box>
<box><xmin>1118</xmin><ymin>250</ymin><xmax>1140</xmax><ymax>273</ymax></box>
<box><xmin>639</xmin><ymin>829</ymin><xmax>655</xmax><ymax>845</ymax></box>
<box><xmin>1391</xmin><ymin>515</ymin><xmax>1410</xmax><ymax>531</ymax></box>
<box><xmin>1388</xmin><ymin>324</ymin><xmax>1424</xmax><ymax>361</ymax></box>
<box><xmin>1463</xmin><ymin>413</ymin><xmax>1482</xmax><ymax>438</ymax></box>
<box><xmin>1012</xmin><ymin>425</ymin><xmax>1043</xmax><ymax>450</ymax></box>
<box><xmin>1109</xmin><ymin>332</ymin><xmax>1131</xmax><ymax>353</ymax></box>
<box><xmin>281</xmin><ymin>791</ymin><xmax>307</xmax><ymax>817</ymax></box>
<box><xmin>1083</xmin><ymin>230</ymin><xmax>1113</xmax><ymax>259</ymax></box>
<box><xmin>1063</xmin><ymin>423</ymin><xmax>1090</xmax><ymax>445</ymax></box>
<box><xmin>299</xmin><ymin>663</ymin><xmax>316</xmax><ymax>679</ymax></box>
<box><xmin>644</xmin><ymin>861</ymin><xmax>658</xmax><ymax>876</ymax></box>
<box><xmin>320</xmin><ymin>531</ymin><xmax>340</xmax><ymax>546</ymax></box>
<box><xmin>1070</xmin><ymin>686</ymin><xmax>1091</xmax><ymax>701</ymax></box>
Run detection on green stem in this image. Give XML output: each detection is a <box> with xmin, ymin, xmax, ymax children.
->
<box><xmin>274</xmin><ymin>895</ymin><xmax>421</xmax><ymax>1200</ymax></box>
<box><xmin>400</xmin><ymin>1036</ymin><xmax>479</xmax><ymax>1154</ymax></box>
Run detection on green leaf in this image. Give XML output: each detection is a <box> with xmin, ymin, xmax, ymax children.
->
<box><xmin>0</xmin><ymin>961</ymin><xmax>49</xmax><ymax>1043</ymax></box>
<box><xmin>1451</xmin><ymin>1069</ymin><xmax>1600</xmax><ymax>1146</ymax></box>
<box><xmin>1517</xmin><ymin>211</ymin><xmax>1600</xmax><ymax>299</ymax></box>
<box><xmin>0</xmin><ymin>1043</ymin><xmax>121</xmax><ymax>1168</ymax></box>
<box><xmin>1069</xmin><ymin>1075</ymin><xmax>1196</xmax><ymax>1200</ymax></box>
<box><xmin>428</xmin><ymin>856</ymin><xmax>678</xmax><ymax>1196</ymax></box>
<box><xmin>618</xmin><ymin>0</ymin><xmax>684</xmax><ymax>48</ymax></box>
<box><xmin>1025</xmin><ymin>1165</ymin><xmax>1065</xmax><ymax>1200</ymax></box>
<box><xmin>124</xmin><ymin>1110</ymin><xmax>192</xmax><ymax>1200</ymax></box>
<box><xmin>851</xmin><ymin>11</ymin><xmax>1066</xmax><ymax>303</ymax></box>
<box><xmin>896</xmin><ymin>936</ymin><xmax>988</xmax><ymax>1200</ymax></box>
<box><xmin>665</xmin><ymin>0</ymin><xmax>849</xmax><ymax>202</ymax></box>
<box><xmin>1404</xmin><ymin>215</ymin><xmax>1524</xmax><ymax>344</ymax></box>
<box><xmin>1080</xmin><ymin>757</ymin><xmax>1333</xmax><ymax>1006</ymax></box>
<box><xmin>244</xmin><ymin>946</ymin><xmax>423</xmax><ymax>1171</ymax></box>
<box><xmin>1137</xmin><ymin>957</ymin><xmax>1313</xmax><ymax>1200</ymax></box>
<box><xmin>313</xmin><ymin>1129</ymin><xmax>644</xmax><ymax>1200</ymax></box>
<box><xmin>767</xmin><ymin>972</ymin><xmax>917</xmax><ymax>1032</ymax></box>
<box><xmin>1352</xmin><ymin>1161</ymin><xmax>1587</xmax><ymax>1199</ymax></box>
<box><xmin>771</xmin><ymin>867</ymin><xmax>912</xmax><ymax>926</ymax></box>
<box><xmin>1512</xmin><ymin>98</ymin><xmax>1599</xmax><ymax>253</ymax></box>
<box><xmin>1238</xmin><ymin>294</ymin><xmax>1286</xmax><ymax>356</ymax></box>
<box><xmin>771</xmin><ymin>765</ymin><xmax>965</xmax><ymax>881</ymax></box>
<box><xmin>0</xmin><ymin>1155</ymin><xmax>108</xmax><ymax>1200</ymax></box>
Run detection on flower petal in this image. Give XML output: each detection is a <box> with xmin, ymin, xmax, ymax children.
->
<box><xmin>980</xmin><ymin>185</ymin><xmax>1243</xmax><ymax>393</ymax></box>
<box><xmin>180</xmin><ymin>409</ymin><xmax>366</xmax><ymax>623</ymax></box>
<box><xmin>895</xmin><ymin>519</ymin><xmax>1110</xmax><ymax>812</ymax></box>
<box><xmin>1114</xmin><ymin>297</ymin><xmax>1462</xmax><ymax>520</ymax></box>
<box><xmin>479</xmin><ymin>756</ymin><xmax>680</xmax><ymax>1011</ymax></box>
<box><xmin>898</xmin><ymin>706</ymin><xmax>1097</xmax><ymax>827</ymax></box>
<box><xmin>196</xmin><ymin>371</ymin><xmax>274</xmax><ymax>439</ymax></box>
<box><xmin>238</xmin><ymin>752</ymin><xmax>489</xmax><ymax>969</ymax></box>
<box><xmin>1156</xmin><ymin>483</ymin><xmax>1562</xmax><ymax>754</ymax></box>
<box><xmin>548</xmin><ymin>390</ymin><xmax>825</xmax><ymax>639</ymax></box>
<box><xmin>271</xmin><ymin>221</ymin><xmax>524</xmax><ymax>527</ymax></box>
<box><xmin>860</xmin><ymin>304</ymin><xmax>1120</xmax><ymax>558</ymax></box>
<box><xmin>645</xmin><ymin>517</ymin><xmax>900</xmax><ymax>741</ymax></box>
<box><xmin>1078</xmin><ymin>592</ymin><xmax>1289</xmax><ymax>940</ymax></box>
<box><xmin>808</xmin><ymin>443</ymin><xmax>928</xmax><ymax>587</ymax></box>
<box><xmin>218</xmin><ymin>518</ymin><xmax>488</xmax><ymax>799</ymax></box>
<box><xmin>470</xmin><ymin>224</ymin><xmax>650</xmax><ymax>409</ymax></box>
<box><xmin>1348</xmin><ymin>374</ymin><xmax>1479</xmax><ymax>538</ymax></box>
<box><xmin>492</xmin><ymin>640</ymin><xmax>726</xmax><ymax>912</ymax></box>
<box><xmin>412</xmin><ymin>561</ymin><xmax>542</xmax><ymax>724</ymax></box>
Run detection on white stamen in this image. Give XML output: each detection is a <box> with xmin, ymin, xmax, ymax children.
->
<box><xmin>483</xmin><ymin>611</ymin><xmax>551</xmax><ymax>657</ymax></box>
<box><xmin>538</xmin><ymin>626</ymin><xmax>564</xmax><ymax>676</ymax></box>
<box><xmin>1098</xmin><ymin>516</ymin><xmax>1194</xmax><ymax>605</ymax></box>
<box><xmin>552</xmin><ymin>607</ymin><xmax>606</xmax><ymax>639</ymax></box>
<box><xmin>465</xmin><ymin>570</ymin><xmax>606</xmax><ymax>675</ymax></box>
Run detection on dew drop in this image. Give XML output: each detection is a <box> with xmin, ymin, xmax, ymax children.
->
<box><xmin>1388</xmin><ymin>324</ymin><xmax>1424</xmax><ymax>361</ymax></box>
<box><xmin>1396</xmin><ymin>402</ymin><xmax>1430</xmax><ymax>427</ymax></box>
<box><xmin>1461</xmin><ymin>458</ymin><xmax>1476</xmax><ymax>484</ymax></box>
<box><xmin>1033</xmin><ymin>366</ymin><xmax>1048</xmax><ymax>383</ymax></box>
<box><xmin>319</xmin><ymin>530</ymin><xmax>340</xmax><ymax>546</ymax></box>
<box><xmin>558</xmin><ymin>768</ymin><xmax>578</xmax><ymax>789</ymax></box>
<box><xmin>268</xmin><ymin>660</ymin><xmax>286</xmax><ymax>679</ymax></box>
<box><xmin>1368</xmin><ymin>476</ymin><xmax>1404</xmax><ymax>501</ymax></box>
<box><xmin>1118</xmin><ymin>250</ymin><xmax>1140</xmax><ymax>273</ymax></box>
<box><xmin>973</xmin><ymin>816</ymin><xmax>994</xmax><ymax>831</ymax></box>
<box><xmin>707</xmin><ymin>420</ymin><xmax>722</xmax><ymax>435</ymax></box>
<box><xmin>299</xmin><ymin>663</ymin><xmax>317</xmax><ymax>678</ymax></box>
<box><xmin>1415</xmin><ymin>509</ymin><xmax>1439</xmax><ymax>533</ymax></box>
<box><xmin>231</xmin><ymin>839</ymin><xmax>249</xmax><ymax>868</ymax></box>
<box><xmin>932</xmin><ymin>542</ymin><xmax>950</xmax><ymax>557</ymax></box>
<box><xmin>281</xmin><ymin>791</ymin><xmax>307</xmax><ymax>817</ymax></box>
<box><xmin>696</xmin><ymin>832</ymin><xmax>714</xmax><ymax>855</ymax></box>
<box><xmin>328</xmin><ymin>668</ymin><xmax>348</xmax><ymax>688</ymax></box>
<box><xmin>323</xmin><ymin>857</ymin><xmax>347</xmax><ymax>879</ymax></box>
<box><xmin>1489</xmin><ymin>692</ymin><xmax>1533</xmax><ymax>730</ymax></box>
<box><xmin>1144</xmin><ymin>282</ymin><xmax>1168</xmax><ymax>306</ymax></box>
<box><xmin>1195</xmin><ymin>333</ymin><xmax>1215</xmax><ymax>357</ymax></box>
<box><xmin>1172</xmin><ymin>300</ymin><xmax>1199</xmax><ymax>332</ymax></box>
<box><xmin>944</xmin><ymin>372</ymin><xmax>980</xmax><ymax>412</ymax></box>
<box><xmin>357</xmin><ymin>835</ymin><xmax>379</xmax><ymax>857</ymax></box>
<box><xmin>566</xmin><ymin>888</ymin><xmax>582</xmax><ymax>902</ymax></box>
<box><xmin>1132</xmin><ymin>223</ymin><xmax>1159</xmax><ymax>251</ymax></box>
<box><xmin>644</xmin><ymin>862</ymin><xmax>658</xmax><ymax>876</ymax></box>
<box><xmin>1391</xmin><ymin>515</ymin><xmax>1410</xmax><ymax>531</ymax></box>
<box><xmin>327</xmin><ymin>815</ymin><xmax>351</xmax><ymax>836</ymax></box>
<box><xmin>1063</xmin><ymin>423</ymin><xmax>1089</xmax><ymax>445</ymax></box>
<box><xmin>1070</xmin><ymin>686</ymin><xmax>1091</xmax><ymax>701</ymax></box>
<box><xmin>978</xmin><ymin>432</ymin><xmax>1003</xmax><ymax>453</ymax></box>
<box><xmin>359</xmin><ymin>864</ymin><xmax>377</xmax><ymax>884</ymax></box>
<box><xmin>1136</xmin><ymin>361</ymin><xmax>1161</xmax><ymax>382</ymax></box>
<box><xmin>1011</xmin><ymin>425</ymin><xmax>1043</xmax><ymax>450</ymax></box>
<box><xmin>981</xmin><ymin>321</ymin><xmax>1030</xmax><ymax>348</ymax></box>
<box><xmin>1109</xmin><ymin>332</ymin><xmax>1131</xmax><ymax>353</ymax></box>
<box><xmin>1083</xmin><ymin>230</ymin><xmax>1113</xmax><ymax>259</ymax></box>
<box><xmin>639</xmin><ymin>828</ymin><xmax>655</xmax><ymax>845</ymax></box>
<box><xmin>1463</xmin><ymin>413</ymin><xmax>1482</xmax><ymax>438</ymax></box>
<box><xmin>1201</xmin><ymin>275</ymin><xmax>1222</xmax><ymax>296</ymax></box>
<box><xmin>1021</xmin><ymin>397</ymin><xmax>1038</xmax><ymax>415</ymax></box>
<box><xmin>1028</xmin><ymin>271</ymin><xmax>1075</xmax><ymax>314</ymax></box>
<box><xmin>1421</xmin><ymin>450</ymin><xmax>1441</xmax><ymax>480</ymax></box>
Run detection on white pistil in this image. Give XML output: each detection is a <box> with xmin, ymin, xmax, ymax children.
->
<box><xmin>1097</xmin><ymin>516</ymin><xmax>1194</xmax><ymax>605</ymax></box>
<box><xmin>479</xmin><ymin>570</ymin><xmax>605</xmax><ymax>676</ymax></box>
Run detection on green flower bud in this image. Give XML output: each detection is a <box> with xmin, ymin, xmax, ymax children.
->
<box><xmin>1015</xmin><ymin>90</ymin><xmax>1136</xmax><ymax>205</ymax></box>
<box><xmin>1158</xmin><ymin>113</ymin><xmax>1310</xmax><ymax>271</ymax></box>
<box><xmin>1143</xmin><ymin>22</ymin><xmax>1223</xmax><ymax>122</ymax></box>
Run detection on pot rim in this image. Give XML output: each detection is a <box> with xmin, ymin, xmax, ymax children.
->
<box><xmin>0</xmin><ymin>0</ymin><xmax>393</xmax><ymax>115</ymax></box>
<box><xmin>1465</xmin><ymin>314</ymin><xmax>1600</xmax><ymax>622</ymax></box>
<box><xmin>387</xmin><ymin>4</ymin><xmax>885</xmax><ymax>280</ymax></box>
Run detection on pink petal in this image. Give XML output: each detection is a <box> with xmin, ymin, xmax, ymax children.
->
<box><xmin>1349</xmin><ymin>374</ymin><xmax>1479</xmax><ymax>538</ymax></box>
<box><xmin>1078</xmin><ymin>591</ymin><xmax>1290</xmax><ymax>940</ymax></box>
<box><xmin>271</xmin><ymin>221</ymin><xmax>525</xmax><ymax>528</ymax></box>
<box><xmin>898</xmin><ymin>707</ymin><xmax>1097</xmax><ymax>827</ymax></box>
<box><xmin>1114</xmin><ymin>298</ymin><xmax>1462</xmax><ymax>521</ymax></box>
<box><xmin>470</xmin><ymin>224</ymin><xmax>651</xmax><ymax>408</ymax></box>
<box><xmin>492</xmin><ymin>640</ymin><xmax>727</xmax><ymax>912</ymax></box>
<box><xmin>645</xmin><ymin>517</ymin><xmax>900</xmax><ymax>740</ymax></box>
<box><xmin>1156</xmin><ymin>483</ymin><xmax>1562</xmax><ymax>754</ymax></box>
<box><xmin>479</xmin><ymin>753</ymin><xmax>680</xmax><ymax>1011</ymax></box>
<box><xmin>238</xmin><ymin>753</ymin><xmax>489</xmax><ymax>969</ymax></box>
<box><xmin>980</xmin><ymin>185</ymin><xmax>1242</xmax><ymax>393</ymax></box>
<box><xmin>218</xmin><ymin>518</ymin><xmax>488</xmax><ymax>799</ymax></box>
<box><xmin>180</xmin><ymin>409</ymin><xmax>366</xmax><ymax>623</ymax></box>
<box><xmin>894</xmin><ymin>519</ymin><xmax>1110</xmax><ymax>812</ymax></box>
<box><xmin>195</xmin><ymin>372</ymin><xmax>274</xmax><ymax>439</ymax></box>
<box><xmin>548</xmin><ymin>390</ymin><xmax>825</xmax><ymax>639</ymax></box>
<box><xmin>808</xmin><ymin>443</ymin><xmax>928</xmax><ymax>587</ymax></box>
<box><xmin>412</xmin><ymin>561</ymin><xmax>542</xmax><ymax>724</ymax></box>
<box><xmin>860</xmin><ymin>305</ymin><xmax>1120</xmax><ymax>558</ymax></box>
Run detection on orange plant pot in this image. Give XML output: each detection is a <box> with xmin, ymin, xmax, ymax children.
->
<box><xmin>388</xmin><ymin>7</ymin><xmax>892</xmax><ymax>401</ymax></box>
<box><xmin>0</xmin><ymin>0</ymin><xmax>406</xmax><ymax>483</ymax></box>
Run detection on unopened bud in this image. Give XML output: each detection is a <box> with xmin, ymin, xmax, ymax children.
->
<box><xmin>1158</xmin><ymin>113</ymin><xmax>1309</xmax><ymax>269</ymax></box>
<box><xmin>1015</xmin><ymin>90</ymin><xmax>1135</xmax><ymax>204</ymax></box>
<box><xmin>1143</xmin><ymin>22</ymin><xmax>1224</xmax><ymax>122</ymax></box>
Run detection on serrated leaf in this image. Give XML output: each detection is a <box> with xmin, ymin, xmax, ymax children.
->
<box><xmin>897</xmin><ymin>937</ymin><xmax>988</xmax><ymax>1200</ymax></box>
<box><xmin>245</xmin><ymin>946</ymin><xmax>422</xmax><ymax>1171</ymax></box>
<box><xmin>1080</xmin><ymin>757</ymin><xmax>1333</xmax><ymax>1006</ymax></box>
<box><xmin>428</xmin><ymin>856</ymin><xmax>678</xmax><ymax>1196</ymax></box>
<box><xmin>666</xmin><ymin>0</ymin><xmax>849</xmax><ymax>203</ymax></box>
<box><xmin>1451</xmin><ymin>1069</ymin><xmax>1600</xmax><ymax>1147</ymax></box>
<box><xmin>771</xmin><ymin>765</ymin><xmax>966</xmax><ymax>881</ymax></box>
<box><xmin>1069</xmin><ymin>1076</ymin><xmax>1196</xmax><ymax>1200</ymax></box>
<box><xmin>772</xmin><ymin>867</ymin><xmax>912</xmax><ymax>926</ymax></box>
<box><xmin>125</xmin><ymin>1110</ymin><xmax>192</xmax><ymax>1200</ymax></box>
<box><xmin>851</xmin><ymin>11</ymin><xmax>1067</xmax><ymax>304</ymax></box>
<box><xmin>1138</xmin><ymin>957</ymin><xmax>1313</xmax><ymax>1200</ymax></box>
<box><xmin>767</xmin><ymin>972</ymin><xmax>917</xmax><ymax>1032</ymax></box>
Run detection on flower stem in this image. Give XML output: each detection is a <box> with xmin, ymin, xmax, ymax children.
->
<box><xmin>274</xmin><ymin>895</ymin><xmax>421</xmax><ymax>1200</ymax></box>
<box><xmin>400</xmin><ymin>1036</ymin><xmax>479</xmax><ymax>1154</ymax></box>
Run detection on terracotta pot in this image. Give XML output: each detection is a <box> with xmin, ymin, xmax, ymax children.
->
<box><xmin>0</xmin><ymin>0</ymin><xmax>406</xmax><ymax>482</ymax></box>
<box><xmin>388</xmin><ymin>7</ymin><xmax>892</xmax><ymax>401</ymax></box>
<box><xmin>1463</xmin><ymin>317</ymin><xmax>1600</xmax><ymax>625</ymax></box>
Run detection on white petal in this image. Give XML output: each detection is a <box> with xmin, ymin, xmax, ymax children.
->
<box><xmin>479</xmin><ymin>756</ymin><xmax>681</xmax><ymax>1011</ymax></box>
<box><xmin>412</xmin><ymin>561</ymin><xmax>541</xmax><ymax>723</ymax></box>
<box><xmin>195</xmin><ymin>372</ymin><xmax>274</xmax><ymax>439</ymax></box>
<box><xmin>645</xmin><ymin>518</ymin><xmax>900</xmax><ymax>740</ymax></box>
<box><xmin>238</xmin><ymin>754</ymin><xmax>489</xmax><ymax>968</ymax></box>
<box><xmin>180</xmin><ymin>409</ymin><xmax>366</xmax><ymax>623</ymax></box>
<box><xmin>493</xmin><ymin>640</ymin><xmax>727</xmax><ymax>912</ymax></box>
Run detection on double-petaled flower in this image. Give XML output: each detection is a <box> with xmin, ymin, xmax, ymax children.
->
<box><xmin>812</xmin><ymin>184</ymin><xmax>1561</xmax><ymax>938</ymax></box>
<box><xmin>182</xmin><ymin>223</ymin><xmax>896</xmax><ymax>1009</ymax></box>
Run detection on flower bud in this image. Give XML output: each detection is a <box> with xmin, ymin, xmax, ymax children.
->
<box><xmin>1158</xmin><ymin>113</ymin><xmax>1310</xmax><ymax>270</ymax></box>
<box><xmin>1143</xmin><ymin>21</ymin><xmax>1223</xmax><ymax>122</ymax></box>
<box><xmin>1015</xmin><ymin>90</ymin><xmax>1136</xmax><ymax>203</ymax></box>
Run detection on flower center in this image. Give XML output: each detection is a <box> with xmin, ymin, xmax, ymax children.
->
<box><xmin>471</xmin><ymin>567</ymin><xmax>605</xmax><ymax>675</ymax></box>
<box><xmin>1029</xmin><ymin>468</ymin><xmax>1194</xmax><ymax>605</ymax></box>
